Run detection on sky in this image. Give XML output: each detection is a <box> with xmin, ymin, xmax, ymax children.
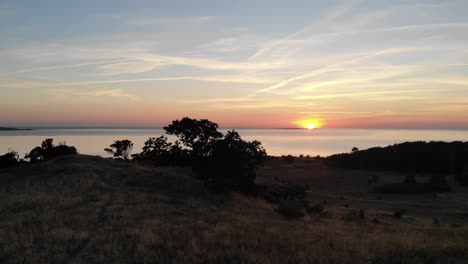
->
<box><xmin>1</xmin><ymin>0</ymin><xmax>468</xmax><ymax>129</ymax></box>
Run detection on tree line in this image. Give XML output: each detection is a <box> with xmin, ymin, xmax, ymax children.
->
<box><xmin>325</xmin><ymin>141</ymin><xmax>468</xmax><ymax>184</ymax></box>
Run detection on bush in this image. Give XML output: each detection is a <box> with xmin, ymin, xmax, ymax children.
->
<box><xmin>104</xmin><ymin>140</ymin><xmax>133</xmax><ymax>160</ymax></box>
<box><xmin>0</xmin><ymin>150</ymin><xmax>19</xmax><ymax>168</ymax></box>
<box><xmin>25</xmin><ymin>139</ymin><xmax>77</xmax><ymax>163</ymax></box>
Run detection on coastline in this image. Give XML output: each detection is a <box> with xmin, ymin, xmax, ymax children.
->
<box><xmin>0</xmin><ymin>127</ymin><xmax>32</xmax><ymax>131</ymax></box>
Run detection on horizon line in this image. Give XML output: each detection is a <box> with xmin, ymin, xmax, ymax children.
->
<box><xmin>2</xmin><ymin>126</ymin><xmax>468</xmax><ymax>131</ymax></box>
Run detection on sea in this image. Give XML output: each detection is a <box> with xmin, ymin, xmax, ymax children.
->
<box><xmin>1</xmin><ymin>128</ymin><xmax>467</xmax><ymax>157</ymax></box>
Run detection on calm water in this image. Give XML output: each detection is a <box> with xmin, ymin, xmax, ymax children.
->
<box><xmin>0</xmin><ymin>128</ymin><xmax>467</xmax><ymax>157</ymax></box>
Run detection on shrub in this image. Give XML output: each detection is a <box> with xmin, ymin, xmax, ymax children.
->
<box><xmin>105</xmin><ymin>140</ymin><xmax>133</xmax><ymax>160</ymax></box>
<box><xmin>0</xmin><ymin>150</ymin><xmax>19</xmax><ymax>168</ymax></box>
<box><xmin>25</xmin><ymin>139</ymin><xmax>77</xmax><ymax>162</ymax></box>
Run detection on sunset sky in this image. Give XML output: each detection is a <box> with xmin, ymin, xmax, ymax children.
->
<box><xmin>1</xmin><ymin>0</ymin><xmax>468</xmax><ymax>129</ymax></box>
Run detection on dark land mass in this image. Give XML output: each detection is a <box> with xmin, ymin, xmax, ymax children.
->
<box><xmin>0</xmin><ymin>127</ymin><xmax>32</xmax><ymax>131</ymax></box>
<box><xmin>1</xmin><ymin>154</ymin><xmax>467</xmax><ymax>263</ymax></box>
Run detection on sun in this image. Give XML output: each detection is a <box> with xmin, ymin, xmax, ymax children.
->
<box><xmin>295</xmin><ymin>119</ymin><xmax>323</xmax><ymax>129</ymax></box>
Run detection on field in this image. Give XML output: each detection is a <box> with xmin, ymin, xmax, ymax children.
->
<box><xmin>0</xmin><ymin>155</ymin><xmax>467</xmax><ymax>263</ymax></box>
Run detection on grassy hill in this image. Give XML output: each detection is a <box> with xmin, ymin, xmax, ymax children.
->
<box><xmin>1</xmin><ymin>155</ymin><xmax>467</xmax><ymax>263</ymax></box>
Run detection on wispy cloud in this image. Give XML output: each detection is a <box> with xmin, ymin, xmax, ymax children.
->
<box><xmin>129</xmin><ymin>16</ymin><xmax>215</xmax><ymax>26</ymax></box>
<box><xmin>293</xmin><ymin>89</ymin><xmax>445</xmax><ymax>100</ymax></box>
<box><xmin>53</xmin><ymin>88</ymin><xmax>138</xmax><ymax>101</ymax></box>
<box><xmin>0</xmin><ymin>59</ymin><xmax>131</xmax><ymax>76</ymax></box>
<box><xmin>2</xmin><ymin>0</ymin><xmax>468</xmax><ymax>128</ymax></box>
<box><xmin>47</xmin><ymin>74</ymin><xmax>276</xmax><ymax>86</ymax></box>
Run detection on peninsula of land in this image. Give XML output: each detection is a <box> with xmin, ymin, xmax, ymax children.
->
<box><xmin>0</xmin><ymin>127</ymin><xmax>32</xmax><ymax>131</ymax></box>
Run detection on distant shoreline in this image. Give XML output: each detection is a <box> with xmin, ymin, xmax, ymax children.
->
<box><xmin>2</xmin><ymin>127</ymin><xmax>468</xmax><ymax>131</ymax></box>
<box><xmin>0</xmin><ymin>127</ymin><xmax>33</xmax><ymax>131</ymax></box>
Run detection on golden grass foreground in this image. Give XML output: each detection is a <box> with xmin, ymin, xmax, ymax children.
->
<box><xmin>0</xmin><ymin>155</ymin><xmax>467</xmax><ymax>263</ymax></box>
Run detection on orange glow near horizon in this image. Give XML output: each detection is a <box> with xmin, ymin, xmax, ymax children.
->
<box><xmin>296</xmin><ymin>119</ymin><xmax>324</xmax><ymax>129</ymax></box>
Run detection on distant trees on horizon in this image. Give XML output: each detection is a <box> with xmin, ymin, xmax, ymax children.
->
<box><xmin>325</xmin><ymin>141</ymin><xmax>468</xmax><ymax>185</ymax></box>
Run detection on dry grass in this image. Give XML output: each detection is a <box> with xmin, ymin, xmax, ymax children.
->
<box><xmin>0</xmin><ymin>155</ymin><xmax>467</xmax><ymax>263</ymax></box>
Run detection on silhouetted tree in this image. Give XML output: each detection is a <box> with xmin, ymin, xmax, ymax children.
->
<box><xmin>351</xmin><ymin>147</ymin><xmax>359</xmax><ymax>153</ymax></box>
<box><xmin>131</xmin><ymin>118</ymin><xmax>268</xmax><ymax>192</ymax></box>
<box><xmin>164</xmin><ymin>117</ymin><xmax>223</xmax><ymax>156</ymax></box>
<box><xmin>105</xmin><ymin>140</ymin><xmax>133</xmax><ymax>160</ymax></box>
<box><xmin>194</xmin><ymin>130</ymin><xmax>267</xmax><ymax>192</ymax></box>
<box><xmin>132</xmin><ymin>136</ymin><xmax>188</xmax><ymax>165</ymax></box>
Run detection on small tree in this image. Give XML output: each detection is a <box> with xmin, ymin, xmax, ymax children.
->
<box><xmin>105</xmin><ymin>140</ymin><xmax>133</xmax><ymax>160</ymax></box>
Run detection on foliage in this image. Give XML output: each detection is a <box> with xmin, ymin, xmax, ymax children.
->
<box><xmin>132</xmin><ymin>136</ymin><xmax>188</xmax><ymax>165</ymax></box>
<box><xmin>131</xmin><ymin>118</ymin><xmax>268</xmax><ymax>192</ymax></box>
<box><xmin>0</xmin><ymin>149</ymin><xmax>19</xmax><ymax>168</ymax></box>
<box><xmin>25</xmin><ymin>138</ymin><xmax>77</xmax><ymax>163</ymax></box>
<box><xmin>164</xmin><ymin>117</ymin><xmax>223</xmax><ymax>156</ymax></box>
<box><xmin>193</xmin><ymin>130</ymin><xmax>267</xmax><ymax>191</ymax></box>
<box><xmin>105</xmin><ymin>139</ymin><xmax>133</xmax><ymax>160</ymax></box>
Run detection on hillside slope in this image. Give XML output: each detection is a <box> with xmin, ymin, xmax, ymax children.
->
<box><xmin>0</xmin><ymin>155</ymin><xmax>467</xmax><ymax>264</ymax></box>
